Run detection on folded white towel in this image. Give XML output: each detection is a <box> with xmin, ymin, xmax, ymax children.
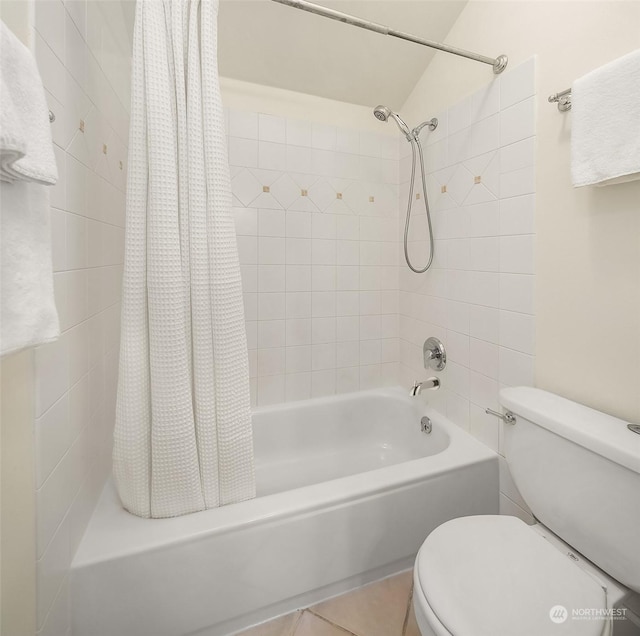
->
<box><xmin>0</xmin><ymin>22</ymin><xmax>58</xmax><ymax>185</ymax></box>
<box><xmin>571</xmin><ymin>48</ymin><xmax>640</xmax><ymax>187</ymax></box>
<box><xmin>0</xmin><ymin>21</ymin><xmax>60</xmax><ymax>356</ymax></box>
<box><xmin>1</xmin><ymin>181</ymin><xmax>60</xmax><ymax>356</ymax></box>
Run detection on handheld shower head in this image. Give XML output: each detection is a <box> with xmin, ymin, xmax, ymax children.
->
<box><xmin>373</xmin><ymin>105</ymin><xmax>411</xmax><ymax>139</ymax></box>
<box><xmin>373</xmin><ymin>105</ymin><xmax>391</xmax><ymax>122</ymax></box>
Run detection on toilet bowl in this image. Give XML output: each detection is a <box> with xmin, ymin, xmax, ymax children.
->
<box><xmin>412</xmin><ymin>388</ymin><xmax>640</xmax><ymax>636</ymax></box>
<box><xmin>412</xmin><ymin>516</ymin><xmax>627</xmax><ymax>636</ymax></box>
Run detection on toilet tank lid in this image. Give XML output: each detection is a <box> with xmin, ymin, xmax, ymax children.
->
<box><xmin>500</xmin><ymin>387</ymin><xmax>640</xmax><ymax>475</ymax></box>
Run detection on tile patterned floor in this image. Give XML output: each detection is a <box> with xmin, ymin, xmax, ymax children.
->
<box><xmin>235</xmin><ymin>571</ymin><xmax>421</xmax><ymax>636</ymax></box>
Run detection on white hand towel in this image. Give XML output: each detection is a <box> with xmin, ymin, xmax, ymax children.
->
<box><xmin>571</xmin><ymin>49</ymin><xmax>640</xmax><ymax>187</ymax></box>
<box><xmin>0</xmin><ymin>21</ymin><xmax>58</xmax><ymax>186</ymax></box>
<box><xmin>1</xmin><ymin>181</ymin><xmax>60</xmax><ymax>356</ymax></box>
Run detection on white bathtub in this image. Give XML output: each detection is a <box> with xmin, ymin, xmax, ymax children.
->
<box><xmin>71</xmin><ymin>387</ymin><xmax>498</xmax><ymax>636</ymax></box>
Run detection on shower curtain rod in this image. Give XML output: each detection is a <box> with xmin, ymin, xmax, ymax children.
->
<box><xmin>271</xmin><ymin>0</ymin><xmax>508</xmax><ymax>74</ymax></box>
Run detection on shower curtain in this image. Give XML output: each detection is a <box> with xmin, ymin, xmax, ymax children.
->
<box><xmin>113</xmin><ymin>0</ymin><xmax>255</xmax><ymax>518</ymax></box>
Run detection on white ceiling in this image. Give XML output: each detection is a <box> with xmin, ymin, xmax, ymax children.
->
<box><xmin>218</xmin><ymin>0</ymin><xmax>467</xmax><ymax>109</ymax></box>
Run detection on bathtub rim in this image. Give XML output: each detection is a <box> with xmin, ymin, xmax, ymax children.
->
<box><xmin>72</xmin><ymin>386</ymin><xmax>497</xmax><ymax>569</ymax></box>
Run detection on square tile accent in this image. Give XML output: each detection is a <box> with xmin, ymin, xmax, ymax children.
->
<box><xmin>263</xmin><ymin>185</ymin><xmax>270</xmax><ymax>193</ymax></box>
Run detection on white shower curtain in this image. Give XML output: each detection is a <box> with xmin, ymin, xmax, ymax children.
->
<box><xmin>113</xmin><ymin>0</ymin><xmax>255</xmax><ymax>518</ymax></box>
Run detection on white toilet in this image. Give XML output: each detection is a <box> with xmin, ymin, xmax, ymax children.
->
<box><xmin>413</xmin><ymin>387</ymin><xmax>640</xmax><ymax>636</ymax></box>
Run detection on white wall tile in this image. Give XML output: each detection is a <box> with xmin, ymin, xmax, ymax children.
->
<box><xmin>258</xmin><ymin>113</ymin><xmax>286</xmax><ymax>143</ymax></box>
<box><xmin>500</xmin><ymin>194</ymin><xmax>535</xmax><ymax>235</ymax></box>
<box><xmin>469</xmin><ymin>338</ymin><xmax>499</xmax><ymax>380</ymax></box>
<box><xmin>286</xmin><ymin>292</ymin><xmax>311</xmax><ymax>319</ymax></box>
<box><xmin>258</xmin><ymin>237</ymin><xmax>285</xmax><ymax>264</ymax></box>
<box><xmin>500</xmin><ymin>235</ymin><xmax>535</xmax><ymax>274</ymax></box>
<box><xmin>258</xmin><ymin>141</ymin><xmax>286</xmax><ymax>171</ymax></box>
<box><xmin>258</xmin><ymin>209</ymin><xmax>285</xmax><ymax>237</ymax></box>
<box><xmin>500</xmin><ymin>137</ymin><xmax>535</xmax><ymax>174</ymax></box>
<box><xmin>229</xmin><ymin>110</ymin><xmax>258</xmax><ymax>139</ymax></box>
<box><xmin>285</xmin><ymin>372</ymin><xmax>311</xmax><ymax>401</ymax></box>
<box><xmin>500</xmin><ymin>165</ymin><xmax>535</xmax><ymax>199</ymax></box>
<box><xmin>35</xmin><ymin>339</ymin><xmax>69</xmax><ymax>417</ymax></box>
<box><xmin>286</xmin><ymin>346</ymin><xmax>311</xmax><ymax>374</ymax></box>
<box><xmin>258</xmin><ymin>293</ymin><xmax>286</xmax><ymax>320</ymax></box>
<box><xmin>312</xmin><ymin>123</ymin><xmax>337</xmax><ymax>151</ymax></box>
<box><xmin>233</xmin><ymin>109</ymin><xmax>405</xmax><ymax>402</ymax></box>
<box><xmin>499</xmin><ymin>347</ymin><xmax>534</xmax><ymax>387</ymax></box>
<box><xmin>257</xmin><ymin>320</ymin><xmax>285</xmax><ymax>349</ymax></box>
<box><xmin>257</xmin><ymin>374</ymin><xmax>285</xmax><ymax>405</ymax></box>
<box><xmin>286</xmin><ymin>265</ymin><xmax>311</xmax><ymax>292</ymax></box>
<box><xmin>500</xmin><ymin>57</ymin><xmax>536</xmax><ymax>110</ymax></box>
<box><xmin>285</xmin><ymin>319</ymin><xmax>311</xmax><ymax>346</ymax></box>
<box><xmin>470</xmin><ymin>403</ymin><xmax>500</xmax><ymax>452</ymax></box>
<box><xmin>500</xmin><ymin>274</ymin><xmax>535</xmax><ymax>314</ymax></box>
<box><xmin>286</xmin><ymin>119</ymin><xmax>312</xmax><ymax>146</ymax></box>
<box><xmin>36</xmin><ymin>515</ymin><xmax>70</xmax><ymax>630</ymax></box>
<box><xmin>336</xmin><ymin>128</ymin><xmax>359</xmax><ymax>154</ymax></box>
<box><xmin>229</xmin><ymin>137</ymin><xmax>258</xmax><ymax>168</ymax></box>
<box><xmin>286</xmin><ymin>238</ymin><xmax>312</xmax><ymax>265</ymax></box>
<box><xmin>399</xmin><ymin>58</ymin><xmax>536</xmax><ymax>487</ymax></box>
<box><xmin>286</xmin><ymin>211</ymin><xmax>312</xmax><ymax>238</ymax></box>
<box><xmin>500</xmin><ymin>311</ymin><xmax>535</xmax><ymax>355</ymax></box>
<box><xmin>469</xmin><ymin>237</ymin><xmax>500</xmax><ymax>272</ymax></box>
<box><xmin>500</xmin><ymin>98</ymin><xmax>535</xmax><ymax>147</ymax></box>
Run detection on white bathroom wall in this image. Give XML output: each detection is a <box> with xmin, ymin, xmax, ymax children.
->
<box><xmin>398</xmin><ymin>59</ymin><xmax>536</xmax><ymax>522</ymax></box>
<box><xmin>227</xmin><ymin>106</ymin><xmax>402</xmax><ymax>405</ymax></box>
<box><xmin>30</xmin><ymin>1</ymin><xmax>130</xmax><ymax>634</ymax></box>
<box><xmin>221</xmin><ymin>77</ymin><xmax>391</xmax><ymax>134</ymax></box>
<box><xmin>402</xmin><ymin>0</ymin><xmax>640</xmax><ymax>425</ymax></box>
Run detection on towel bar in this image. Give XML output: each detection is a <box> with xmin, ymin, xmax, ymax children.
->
<box><xmin>548</xmin><ymin>88</ymin><xmax>572</xmax><ymax>112</ymax></box>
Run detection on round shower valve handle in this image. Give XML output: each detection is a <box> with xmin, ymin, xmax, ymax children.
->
<box><xmin>423</xmin><ymin>337</ymin><xmax>446</xmax><ymax>371</ymax></box>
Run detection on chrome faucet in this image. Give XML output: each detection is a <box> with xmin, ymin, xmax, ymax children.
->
<box><xmin>410</xmin><ymin>378</ymin><xmax>440</xmax><ymax>396</ymax></box>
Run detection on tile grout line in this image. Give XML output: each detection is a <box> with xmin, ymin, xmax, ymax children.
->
<box><xmin>305</xmin><ymin>609</ymin><xmax>360</xmax><ymax>636</ymax></box>
<box><xmin>401</xmin><ymin>580</ymin><xmax>415</xmax><ymax>636</ymax></box>
<box><xmin>287</xmin><ymin>609</ymin><xmax>304</xmax><ymax>636</ymax></box>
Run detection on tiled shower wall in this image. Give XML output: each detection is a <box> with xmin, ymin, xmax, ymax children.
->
<box><xmin>228</xmin><ymin>111</ymin><xmax>402</xmax><ymax>405</ymax></box>
<box><xmin>32</xmin><ymin>1</ymin><xmax>130</xmax><ymax>634</ymax></box>
<box><xmin>398</xmin><ymin>59</ymin><xmax>537</xmax><ymax>519</ymax></box>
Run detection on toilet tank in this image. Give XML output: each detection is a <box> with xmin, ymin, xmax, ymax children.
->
<box><xmin>500</xmin><ymin>387</ymin><xmax>640</xmax><ymax>593</ymax></box>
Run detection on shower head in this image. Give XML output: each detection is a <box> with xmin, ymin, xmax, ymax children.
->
<box><xmin>373</xmin><ymin>105</ymin><xmax>411</xmax><ymax>139</ymax></box>
<box><xmin>373</xmin><ymin>105</ymin><xmax>390</xmax><ymax>122</ymax></box>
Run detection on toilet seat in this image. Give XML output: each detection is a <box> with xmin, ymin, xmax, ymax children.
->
<box><xmin>413</xmin><ymin>516</ymin><xmax>610</xmax><ymax>636</ymax></box>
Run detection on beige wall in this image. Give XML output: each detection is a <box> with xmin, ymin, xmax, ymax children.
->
<box><xmin>0</xmin><ymin>352</ymin><xmax>37</xmax><ymax>636</ymax></box>
<box><xmin>221</xmin><ymin>77</ymin><xmax>393</xmax><ymax>134</ymax></box>
<box><xmin>402</xmin><ymin>1</ymin><xmax>640</xmax><ymax>423</ymax></box>
<box><xmin>0</xmin><ymin>3</ymin><xmax>38</xmax><ymax>633</ymax></box>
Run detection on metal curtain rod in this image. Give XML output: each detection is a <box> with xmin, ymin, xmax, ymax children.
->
<box><xmin>271</xmin><ymin>0</ymin><xmax>508</xmax><ymax>74</ymax></box>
